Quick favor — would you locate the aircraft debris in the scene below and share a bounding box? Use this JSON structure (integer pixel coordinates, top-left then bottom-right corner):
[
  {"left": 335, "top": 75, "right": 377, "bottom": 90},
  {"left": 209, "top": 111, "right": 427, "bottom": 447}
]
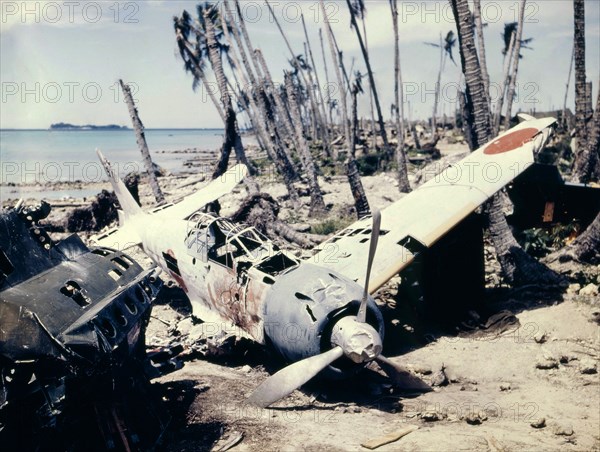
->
[
  {"left": 360, "top": 425, "right": 419, "bottom": 449},
  {"left": 0, "top": 201, "right": 168, "bottom": 450},
  {"left": 93, "top": 116, "right": 562, "bottom": 408}
]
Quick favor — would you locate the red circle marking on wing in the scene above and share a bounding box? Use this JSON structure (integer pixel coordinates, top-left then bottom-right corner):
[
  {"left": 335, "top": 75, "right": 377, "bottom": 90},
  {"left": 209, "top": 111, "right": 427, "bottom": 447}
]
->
[{"left": 484, "top": 127, "right": 539, "bottom": 155}]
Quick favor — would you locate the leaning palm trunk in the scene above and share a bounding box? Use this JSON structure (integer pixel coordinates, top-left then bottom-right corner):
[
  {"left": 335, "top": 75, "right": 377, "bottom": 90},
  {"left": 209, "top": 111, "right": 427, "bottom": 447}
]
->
[
  {"left": 119, "top": 79, "right": 164, "bottom": 205},
  {"left": 265, "top": 1, "right": 323, "bottom": 144},
  {"left": 390, "top": 0, "right": 411, "bottom": 192},
  {"left": 344, "top": 0, "right": 392, "bottom": 161},
  {"left": 320, "top": 0, "right": 351, "bottom": 148},
  {"left": 219, "top": 15, "right": 299, "bottom": 202},
  {"left": 493, "top": 32, "right": 516, "bottom": 134},
  {"left": 562, "top": 45, "right": 575, "bottom": 129},
  {"left": 319, "top": 28, "right": 334, "bottom": 125},
  {"left": 360, "top": 15, "right": 378, "bottom": 156},
  {"left": 503, "top": 0, "right": 527, "bottom": 130},
  {"left": 450, "top": 0, "right": 562, "bottom": 287},
  {"left": 204, "top": 14, "right": 257, "bottom": 191},
  {"left": 285, "top": 75, "right": 326, "bottom": 216},
  {"left": 432, "top": 34, "right": 445, "bottom": 141},
  {"left": 301, "top": 14, "right": 332, "bottom": 155},
  {"left": 349, "top": 85, "right": 371, "bottom": 218}
]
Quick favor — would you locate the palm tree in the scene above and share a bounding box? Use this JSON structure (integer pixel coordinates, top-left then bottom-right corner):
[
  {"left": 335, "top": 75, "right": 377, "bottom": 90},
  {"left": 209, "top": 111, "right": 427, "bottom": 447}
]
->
[
  {"left": 119, "top": 79, "right": 164, "bottom": 205},
  {"left": 492, "top": 23, "right": 517, "bottom": 134},
  {"left": 345, "top": 0, "right": 393, "bottom": 160},
  {"left": 425, "top": 31, "right": 457, "bottom": 140},
  {"left": 174, "top": 12, "right": 226, "bottom": 123},
  {"left": 562, "top": 45, "right": 575, "bottom": 130},
  {"left": 503, "top": 0, "right": 530, "bottom": 129},
  {"left": 174, "top": 6, "right": 258, "bottom": 189},
  {"left": 570, "top": 0, "right": 596, "bottom": 183},
  {"left": 573, "top": 80, "right": 600, "bottom": 183},
  {"left": 472, "top": 0, "right": 490, "bottom": 107},
  {"left": 449, "top": 0, "right": 562, "bottom": 286},
  {"left": 301, "top": 13, "right": 332, "bottom": 154},
  {"left": 347, "top": 71, "right": 371, "bottom": 218},
  {"left": 218, "top": 13, "right": 299, "bottom": 203},
  {"left": 320, "top": 0, "right": 351, "bottom": 148},
  {"left": 284, "top": 73, "right": 326, "bottom": 216},
  {"left": 389, "top": 0, "right": 410, "bottom": 192}
]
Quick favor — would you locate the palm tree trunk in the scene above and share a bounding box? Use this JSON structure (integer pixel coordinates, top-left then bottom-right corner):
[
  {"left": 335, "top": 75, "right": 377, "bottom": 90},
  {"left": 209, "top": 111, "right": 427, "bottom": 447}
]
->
[
  {"left": 503, "top": 0, "right": 527, "bottom": 130},
  {"left": 204, "top": 13, "right": 257, "bottom": 191},
  {"left": 349, "top": 85, "right": 371, "bottom": 218},
  {"left": 390, "top": 0, "right": 411, "bottom": 192},
  {"left": 319, "top": 28, "right": 334, "bottom": 125},
  {"left": 119, "top": 79, "right": 164, "bottom": 205},
  {"left": 573, "top": 0, "right": 589, "bottom": 174},
  {"left": 344, "top": 0, "right": 392, "bottom": 161},
  {"left": 572, "top": 82, "right": 600, "bottom": 183},
  {"left": 493, "top": 32, "right": 516, "bottom": 134},
  {"left": 285, "top": 74, "right": 326, "bottom": 216},
  {"left": 562, "top": 45, "right": 575, "bottom": 129},
  {"left": 432, "top": 34, "right": 444, "bottom": 141},
  {"left": 360, "top": 15, "right": 378, "bottom": 156},
  {"left": 450, "top": 0, "right": 562, "bottom": 287},
  {"left": 301, "top": 14, "right": 332, "bottom": 156},
  {"left": 320, "top": 0, "right": 352, "bottom": 149},
  {"left": 473, "top": 0, "right": 490, "bottom": 109},
  {"left": 219, "top": 13, "right": 299, "bottom": 202},
  {"left": 174, "top": 28, "right": 226, "bottom": 123}
]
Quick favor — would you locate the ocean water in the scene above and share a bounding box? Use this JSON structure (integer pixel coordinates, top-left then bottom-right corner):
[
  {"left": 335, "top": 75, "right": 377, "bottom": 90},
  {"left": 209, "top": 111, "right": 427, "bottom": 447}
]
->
[{"left": 0, "top": 128, "right": 231, "bottom": 187}]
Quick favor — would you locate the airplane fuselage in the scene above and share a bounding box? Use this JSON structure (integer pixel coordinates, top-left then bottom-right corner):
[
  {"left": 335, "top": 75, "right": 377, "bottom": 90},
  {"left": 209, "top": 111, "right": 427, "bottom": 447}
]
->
[{"left": 137, "top": 211, "right": 384, "bottom": 367}]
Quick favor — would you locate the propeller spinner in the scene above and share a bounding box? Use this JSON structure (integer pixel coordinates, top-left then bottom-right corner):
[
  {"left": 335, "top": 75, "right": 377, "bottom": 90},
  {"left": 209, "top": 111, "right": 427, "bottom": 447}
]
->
[{"left": 248, "top": 210, "right": 431, "bottom": 408}]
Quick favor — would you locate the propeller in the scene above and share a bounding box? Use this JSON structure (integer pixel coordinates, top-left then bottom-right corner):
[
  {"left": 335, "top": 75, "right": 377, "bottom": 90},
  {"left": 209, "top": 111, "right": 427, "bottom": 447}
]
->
[
  {"left": 357, "top": 208, "right": 381, "bottom": 323},
  {"left": 248, "top": 347, "right": 344, "bottom": 408},
  {"left": 248, "top": 210, "right": 430, "bottom": 407}
]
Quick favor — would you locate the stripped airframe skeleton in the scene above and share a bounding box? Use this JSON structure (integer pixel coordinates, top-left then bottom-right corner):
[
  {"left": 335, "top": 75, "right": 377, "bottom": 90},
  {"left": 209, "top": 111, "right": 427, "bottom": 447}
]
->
[{"left": 93, "top": 115, "right": 557, "bottom": 407}]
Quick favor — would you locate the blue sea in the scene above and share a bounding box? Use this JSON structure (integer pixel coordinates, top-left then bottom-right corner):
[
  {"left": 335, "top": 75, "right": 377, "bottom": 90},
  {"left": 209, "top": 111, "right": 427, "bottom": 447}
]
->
[{"left": 0, "top": 128, "right": 261, "bottom": 202}]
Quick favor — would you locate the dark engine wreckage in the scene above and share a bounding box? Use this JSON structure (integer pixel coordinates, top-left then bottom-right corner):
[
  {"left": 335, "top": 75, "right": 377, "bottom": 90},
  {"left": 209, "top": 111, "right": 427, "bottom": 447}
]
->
[{"left": 0, "top": 201, "right": 168, "bottom": 451}]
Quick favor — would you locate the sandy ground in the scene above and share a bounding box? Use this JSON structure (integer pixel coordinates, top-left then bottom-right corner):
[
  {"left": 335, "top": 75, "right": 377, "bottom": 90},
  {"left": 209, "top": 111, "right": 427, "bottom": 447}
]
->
[{"left": 5, "top": 141, "right": 598, "bottom": 451}]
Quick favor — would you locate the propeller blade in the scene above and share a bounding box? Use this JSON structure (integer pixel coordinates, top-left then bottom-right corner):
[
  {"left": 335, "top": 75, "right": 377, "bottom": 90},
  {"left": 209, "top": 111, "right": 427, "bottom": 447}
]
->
[
  {"left": 357, "top": 208, "right": 381, "bottom": 323},
  {"left": 248, "top": 346, "right": 344, "bottom": 408},
  {"left": 375, "top": 355, "right": 432, "bottom": 392}
]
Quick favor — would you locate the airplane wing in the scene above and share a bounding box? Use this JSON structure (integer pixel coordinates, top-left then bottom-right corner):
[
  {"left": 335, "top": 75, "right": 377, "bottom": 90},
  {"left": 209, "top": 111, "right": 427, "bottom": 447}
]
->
[
  {"left": 153, "top": 164, "right": 248, "bottom": 221},
  {"left": 90, "top": 162, "right": 247, "bottom": 249},
  {"left": 309, "top": 117, "right": 556, "bottom": 293}
]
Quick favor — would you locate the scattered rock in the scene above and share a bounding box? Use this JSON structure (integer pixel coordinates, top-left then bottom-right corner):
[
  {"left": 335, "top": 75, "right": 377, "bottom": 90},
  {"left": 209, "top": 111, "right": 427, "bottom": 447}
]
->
[
  {"left": 176, "top": 317, "right": 194, "bottom": 336},
  {"left": 499, "top": 383, "right": 511, "bottom": 391},
  {"left": 352, "top": 406, "right": 362, "bottom": 413},
  {"left": 413, "top": 365, "right": 432, "bottom": 375},
  {"left": 240, "top": 365, "right": 252, "bottom": 373},
  {"left": 430, "top": 365, "right": 448, "bottom": 387},
  {"left": 531, "top": 418, "right": 546, "bottom": 429},
  {"left": 553, "top": 422, "right": 574, "bottom": 436},
  {"left": 534, "top": 333, "right": 548, "bottom": 344},
  {"left": 579, "top": 283, "right": 599, "bottom": 297},
  {"left": 567, "top": 283, "right": 581, "bottom": 295},
  {"left": 559, "top": 354, "right": 577, "bottom": 364},
  {"left": 421, "top": 411, "right": 441, "bottom": 422},
  {"left": 536, "top": 357, "right": 559, "bottom": 370},
  {"left": 579, "top": 359, "right": 597, "bottom": 375},
  {"left": 465, "top": 412, "right": 485, "bottom": 425}
]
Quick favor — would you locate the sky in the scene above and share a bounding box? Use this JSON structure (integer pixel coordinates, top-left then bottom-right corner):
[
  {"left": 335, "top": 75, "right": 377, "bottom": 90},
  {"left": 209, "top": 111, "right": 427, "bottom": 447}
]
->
[{"left": 1, "top": 0, "right": 599, "bottom": 129}]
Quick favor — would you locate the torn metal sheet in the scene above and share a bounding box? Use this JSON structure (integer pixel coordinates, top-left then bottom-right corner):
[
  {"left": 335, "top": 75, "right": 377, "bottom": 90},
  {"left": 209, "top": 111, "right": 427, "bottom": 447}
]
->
[{"left": 0, "top": 202, "right": 168, "bottom": 450}]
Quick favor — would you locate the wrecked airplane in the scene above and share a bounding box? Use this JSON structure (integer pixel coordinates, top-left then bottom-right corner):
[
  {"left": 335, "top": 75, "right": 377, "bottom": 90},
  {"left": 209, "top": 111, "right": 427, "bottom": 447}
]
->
[
  {"left": 92, "top": 116, "right": 560, "bottom": 408},
  {"left": 0, "top": 201, "right": 167, "bottom": 450}
]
